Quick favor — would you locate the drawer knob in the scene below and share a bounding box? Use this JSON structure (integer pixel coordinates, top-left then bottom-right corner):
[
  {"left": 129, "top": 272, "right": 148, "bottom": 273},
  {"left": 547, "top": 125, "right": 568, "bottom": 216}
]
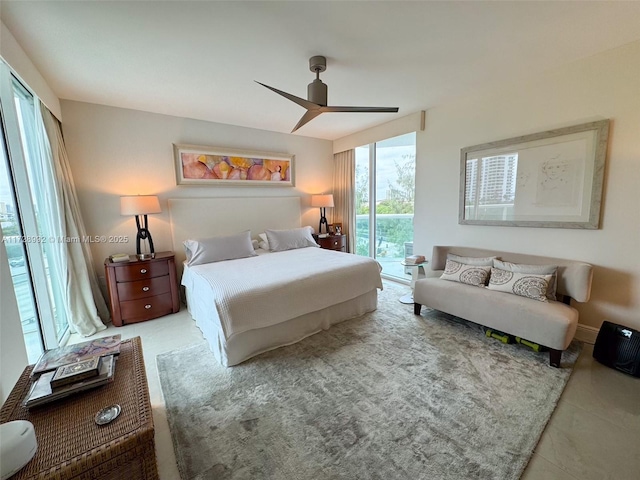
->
[
  {"left": 140, "top": 268, "right": 147, "bottom": 274},
  {"left": 144, "top": 304, "right": 152, "bottom": 309},
  {"left": 142, "top": 286, "right": 150, "bottom": 292},
  {"left": 334, "top": 241, "right": 338, "bottom": 245}
]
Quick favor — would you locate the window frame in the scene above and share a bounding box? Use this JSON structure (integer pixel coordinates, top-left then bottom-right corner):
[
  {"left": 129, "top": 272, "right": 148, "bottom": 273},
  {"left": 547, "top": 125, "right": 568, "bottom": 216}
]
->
[{"left": 0, "top": 61, "right": 69, "bottom": 351}]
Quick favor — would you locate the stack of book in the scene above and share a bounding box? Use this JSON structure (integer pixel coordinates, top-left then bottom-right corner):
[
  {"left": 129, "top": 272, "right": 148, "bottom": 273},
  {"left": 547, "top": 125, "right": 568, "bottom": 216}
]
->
[
  {"left": 23, "top": 335, "right": 121, "bottom": 408},
  {"left": 404, "top": 254, "right": 426, "bottom": 265}
]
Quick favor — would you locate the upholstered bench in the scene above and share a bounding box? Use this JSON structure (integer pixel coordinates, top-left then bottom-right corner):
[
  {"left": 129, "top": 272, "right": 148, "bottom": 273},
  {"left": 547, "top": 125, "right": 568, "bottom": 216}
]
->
[{"left": 413, "top": 246, "right": 593, "bottom": 367}]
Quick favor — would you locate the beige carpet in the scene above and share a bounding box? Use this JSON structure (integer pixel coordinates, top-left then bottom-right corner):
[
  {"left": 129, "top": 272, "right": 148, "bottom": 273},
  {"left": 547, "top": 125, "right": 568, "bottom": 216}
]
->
[{"left": 157, "top": 282, "right": 580, "bottom": 480}]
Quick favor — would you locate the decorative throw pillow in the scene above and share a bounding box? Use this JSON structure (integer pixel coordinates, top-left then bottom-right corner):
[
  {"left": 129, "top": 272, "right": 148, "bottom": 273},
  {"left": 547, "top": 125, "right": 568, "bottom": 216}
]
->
[
  {"left": 447, "top": 253, "right": 496, "bottom": 266},
  {"left": 184, "top": 230, "right": 257, "bottom": 266},
  {"left": 487, "top": 267, "right": 552, "bottom": 302},
  {"left": 265, "top": 226, "right": 319, "bottom": 252},
  {"left": 258, "top": 233, "right": 270, "bottom": 250},
  {"left": 493, "top": 259, "right": 558, "bottom": 300},
  {"left": 440, "top": 259, "right": 491, "bottom": 287}
]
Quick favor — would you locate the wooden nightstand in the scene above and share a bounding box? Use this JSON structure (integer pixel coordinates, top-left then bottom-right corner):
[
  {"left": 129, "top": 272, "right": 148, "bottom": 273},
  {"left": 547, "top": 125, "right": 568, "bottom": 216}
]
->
[
  {"left": 314, "top": 234, "right": 347, "bottom": 252},
  {"left": 104, "top": 252, "right": 180, "bottom": 326}
]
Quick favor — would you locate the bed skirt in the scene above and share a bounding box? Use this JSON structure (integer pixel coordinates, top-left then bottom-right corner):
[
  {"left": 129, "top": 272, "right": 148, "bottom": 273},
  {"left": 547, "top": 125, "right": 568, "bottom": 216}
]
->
[{"left": 185, "top": 288, "right": 378, "bottom": 366}]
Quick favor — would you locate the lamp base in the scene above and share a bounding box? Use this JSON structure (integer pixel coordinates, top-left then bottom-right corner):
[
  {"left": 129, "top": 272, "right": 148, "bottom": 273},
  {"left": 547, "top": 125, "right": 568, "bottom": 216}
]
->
[
  {"left": 135, "top": 216, "right": 156, "bottom": 260},
  {"left": 319, "top": 209, "right": 329, "bottom": 235}
]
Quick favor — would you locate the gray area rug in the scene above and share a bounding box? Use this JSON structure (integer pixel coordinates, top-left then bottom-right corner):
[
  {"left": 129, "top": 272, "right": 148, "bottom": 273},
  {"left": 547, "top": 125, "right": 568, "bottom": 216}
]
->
[{"left": 157, "top": 282, "right": 580, "bottom": 480}]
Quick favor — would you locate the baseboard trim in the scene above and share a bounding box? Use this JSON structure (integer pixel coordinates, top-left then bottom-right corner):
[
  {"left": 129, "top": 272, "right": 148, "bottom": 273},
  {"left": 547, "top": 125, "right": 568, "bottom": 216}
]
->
[{"left": 575, "top": 324, "right": 600, "bottom": 345}]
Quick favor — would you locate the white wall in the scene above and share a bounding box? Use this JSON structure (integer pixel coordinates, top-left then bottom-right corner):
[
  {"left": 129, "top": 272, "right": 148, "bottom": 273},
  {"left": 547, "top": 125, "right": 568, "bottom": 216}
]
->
[
  {"left": 414, "top": 40, "right": 640, "bottom": 331},
  {"left": 0, "top": 247, "right": 29, "bottom": 405},
  {"left": 60, "top": 101, "right": 334, "bottom": 290},
  {"left": 0, "top": 21, "right": 61, "bottom": 119}
]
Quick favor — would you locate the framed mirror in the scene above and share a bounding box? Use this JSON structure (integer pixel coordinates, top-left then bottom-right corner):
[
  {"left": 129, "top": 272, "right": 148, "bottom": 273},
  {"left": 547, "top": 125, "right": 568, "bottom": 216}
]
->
[{"left": 459, "top": 120, "right": 609, "bottom": 229}]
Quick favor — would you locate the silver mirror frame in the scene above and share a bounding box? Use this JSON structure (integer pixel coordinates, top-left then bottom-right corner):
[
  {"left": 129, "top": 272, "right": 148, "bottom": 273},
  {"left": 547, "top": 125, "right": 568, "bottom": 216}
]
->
[{"left": 459, "top": 120, "right": 609, "bottom": 229}]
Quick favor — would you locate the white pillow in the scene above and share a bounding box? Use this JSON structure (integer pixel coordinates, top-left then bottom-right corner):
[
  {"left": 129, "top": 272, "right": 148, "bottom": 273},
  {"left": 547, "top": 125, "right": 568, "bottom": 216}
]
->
[
  {"left": 184, "top": 230, "right": 257, "bottom": 266},
  {"left": 447, "top": 253, "right": 496, "bottom": 266},
  {"left": 487, "top": 267, "right": 552, "bottom": 302},
  {"left": 440, "top": 259, "right": 491, "bottom": 287},
  {"left": 264, "top": 226, "right": 319, "bottom": 252},
  {"left": 493, "top": 259, "right": 558, "bottom": 301},
  {"left": 258, "top": 233, "right": 269, "bottom": 250}
]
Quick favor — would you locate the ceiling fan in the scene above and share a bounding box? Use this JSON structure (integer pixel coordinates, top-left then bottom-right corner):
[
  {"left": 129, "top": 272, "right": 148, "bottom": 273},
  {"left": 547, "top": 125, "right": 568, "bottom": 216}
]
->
[{"left": 256, "top": 56, "right": 399, "bottom": 133}]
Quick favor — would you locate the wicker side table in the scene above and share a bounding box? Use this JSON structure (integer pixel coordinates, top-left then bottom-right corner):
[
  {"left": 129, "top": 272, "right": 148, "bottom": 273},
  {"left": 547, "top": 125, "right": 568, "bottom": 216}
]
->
[{"left": 0, "top": 337, "right": 158, "bottom": 480}]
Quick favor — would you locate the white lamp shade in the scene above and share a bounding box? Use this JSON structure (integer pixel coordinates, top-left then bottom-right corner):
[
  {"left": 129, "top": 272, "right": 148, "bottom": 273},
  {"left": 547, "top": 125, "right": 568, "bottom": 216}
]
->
[
  {"left": 120, "top": 195, "right": 161, "bottom": 216},
  {"left": 311, "top": 194, "right": 334, "bottom": 208}
]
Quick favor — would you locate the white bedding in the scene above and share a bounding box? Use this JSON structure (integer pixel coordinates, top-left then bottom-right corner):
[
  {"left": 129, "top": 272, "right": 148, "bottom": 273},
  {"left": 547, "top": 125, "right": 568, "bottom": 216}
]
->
[{"left": 182, "top": 247, "right": 383, "bottom": 341}]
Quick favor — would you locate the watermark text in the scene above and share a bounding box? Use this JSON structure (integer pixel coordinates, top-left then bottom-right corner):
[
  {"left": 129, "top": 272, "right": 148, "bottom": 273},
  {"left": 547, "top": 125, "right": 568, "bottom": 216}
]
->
[{"left": 2, "top": 235, "right": 129, "bottom": 244}]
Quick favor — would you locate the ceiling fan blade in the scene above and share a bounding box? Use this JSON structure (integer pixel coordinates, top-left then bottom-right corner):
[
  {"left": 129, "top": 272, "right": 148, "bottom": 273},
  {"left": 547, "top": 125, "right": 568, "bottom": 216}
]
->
[
  {"left": 291, "top": 110, "right": 323, "bottom": 133},
  {"left": 258, "top": 57, "right": 399, "bottom": 132},
  {"left": 255, "top": 81, "right": 318, "bottom": 110},
  {"left": 321, "top": 106, "right": 399, "bottom": 113}
]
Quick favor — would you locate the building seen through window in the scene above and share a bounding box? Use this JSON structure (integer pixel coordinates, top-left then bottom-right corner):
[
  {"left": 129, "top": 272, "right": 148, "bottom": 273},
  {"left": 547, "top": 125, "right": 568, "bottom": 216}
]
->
[{"left": 465, "top": 154, "right": 518, "bottom": 220}]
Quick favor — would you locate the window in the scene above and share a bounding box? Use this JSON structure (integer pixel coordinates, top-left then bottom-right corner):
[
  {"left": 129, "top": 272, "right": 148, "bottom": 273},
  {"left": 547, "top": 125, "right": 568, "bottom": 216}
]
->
[
  {"left": 0, "top": 122, "right": 43, "bottom": 362},
  {"left": 0, "top": 61, "right": 69, "bottom": 360},
  {"left": 355, "top": 132, "right": 416, "bottom": 281}
]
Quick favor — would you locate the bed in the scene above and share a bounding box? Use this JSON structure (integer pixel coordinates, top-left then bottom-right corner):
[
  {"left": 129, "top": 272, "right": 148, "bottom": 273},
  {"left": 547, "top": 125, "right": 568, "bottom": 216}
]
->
[{"left": 169, "top": 197, "right": 383, "bottom": 366}]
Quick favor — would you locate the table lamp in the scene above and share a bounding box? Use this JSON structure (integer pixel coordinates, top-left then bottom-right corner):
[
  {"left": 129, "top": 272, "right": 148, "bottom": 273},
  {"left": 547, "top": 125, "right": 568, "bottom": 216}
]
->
[
  {"left": 120, "top": 195, "right": 161, "bottom": 259},
  {"left": 311, "top": 194, "right": 334, "bottom": 235}
]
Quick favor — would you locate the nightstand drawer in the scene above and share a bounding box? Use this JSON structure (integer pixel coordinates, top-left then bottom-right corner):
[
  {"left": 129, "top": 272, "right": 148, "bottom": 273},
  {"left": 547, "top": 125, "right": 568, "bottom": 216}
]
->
[
  {"left": 329, "top": 236, "right": 345, "bottom": 250},
  {"left": 316, "top": 234, "right": 346, "bottom": 251},
  {"left": 120, "top": 294, "right": 174, "bottom": 324},
  {"left": 115, "top": 261, "right": 169, "bottom": 282},
  {"left": 117, "top": 275, "right": 171, "bottom": 301}
]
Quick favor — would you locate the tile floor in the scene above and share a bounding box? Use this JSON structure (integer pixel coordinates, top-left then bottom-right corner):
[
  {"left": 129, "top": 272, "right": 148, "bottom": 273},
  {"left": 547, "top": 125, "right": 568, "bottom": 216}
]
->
[{"left": 70, "top": 282, "right": 640, "bottom": 480}]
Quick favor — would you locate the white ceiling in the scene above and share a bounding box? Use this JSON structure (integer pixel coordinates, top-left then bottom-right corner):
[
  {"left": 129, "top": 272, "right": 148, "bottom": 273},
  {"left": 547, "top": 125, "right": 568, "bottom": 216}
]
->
[{"left": 2, "top": 1, "right": 640, "bottom": 140}]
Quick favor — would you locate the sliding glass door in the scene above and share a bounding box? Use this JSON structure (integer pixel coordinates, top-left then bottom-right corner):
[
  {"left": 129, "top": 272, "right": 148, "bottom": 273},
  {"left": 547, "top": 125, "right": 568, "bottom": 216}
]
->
[
  {"left": 355, "top": 144, "right": 371, "bottom": 258},
  {"left": 12, "top": 78, "right": 69, "bottom": 342},
  {"left": 355, "top": 132, "right": 416, "bottom": 281},
  {"left": 0, "top": 61, "right": 69, "bottom": 360},
  {"left": 0, "top": 122, "right": 44, "bottom": 362}
]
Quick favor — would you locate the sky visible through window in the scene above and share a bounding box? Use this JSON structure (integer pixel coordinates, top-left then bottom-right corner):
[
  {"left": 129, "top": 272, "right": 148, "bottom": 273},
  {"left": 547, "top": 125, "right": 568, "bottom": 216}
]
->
[{"left": 356, "top": 132, "right": 416, "bottom": 203}]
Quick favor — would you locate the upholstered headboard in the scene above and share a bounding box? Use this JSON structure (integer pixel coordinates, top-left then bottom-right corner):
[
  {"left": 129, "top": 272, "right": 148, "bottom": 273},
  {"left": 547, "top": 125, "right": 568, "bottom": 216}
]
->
[{"left": 168, "top": 197, "right": 301, "bottom": 267}]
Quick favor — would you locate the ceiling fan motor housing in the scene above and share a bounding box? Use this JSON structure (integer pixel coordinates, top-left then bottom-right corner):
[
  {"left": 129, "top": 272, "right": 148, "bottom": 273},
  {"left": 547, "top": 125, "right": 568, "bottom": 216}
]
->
[
  {"left": 308, "top": 56, "right": 328, "bottom": 105},
  {"left": 308, "top": 79, "right": 327, "bottom": 106}
]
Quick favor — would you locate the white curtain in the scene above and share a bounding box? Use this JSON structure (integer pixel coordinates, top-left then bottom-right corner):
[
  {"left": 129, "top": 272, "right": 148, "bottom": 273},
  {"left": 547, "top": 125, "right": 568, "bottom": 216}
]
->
[
  {"left": 333, "top": 150, "right": 356, "bottom": 253},
  {"left": 39, "top": 102, "right": 108, "bottom": 336}
]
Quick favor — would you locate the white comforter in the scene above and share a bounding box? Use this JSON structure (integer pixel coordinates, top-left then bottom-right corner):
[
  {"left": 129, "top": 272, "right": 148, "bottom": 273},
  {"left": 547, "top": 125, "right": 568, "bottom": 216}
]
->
[{"left": 182, "top": 247, "right": 382, "bottom": 340}]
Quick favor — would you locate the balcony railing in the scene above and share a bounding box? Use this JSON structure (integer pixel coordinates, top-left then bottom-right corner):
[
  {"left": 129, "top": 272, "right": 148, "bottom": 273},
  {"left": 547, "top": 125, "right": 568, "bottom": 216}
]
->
[{"left": 355, "top": 213, "right": 414, "bottom": 279}]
